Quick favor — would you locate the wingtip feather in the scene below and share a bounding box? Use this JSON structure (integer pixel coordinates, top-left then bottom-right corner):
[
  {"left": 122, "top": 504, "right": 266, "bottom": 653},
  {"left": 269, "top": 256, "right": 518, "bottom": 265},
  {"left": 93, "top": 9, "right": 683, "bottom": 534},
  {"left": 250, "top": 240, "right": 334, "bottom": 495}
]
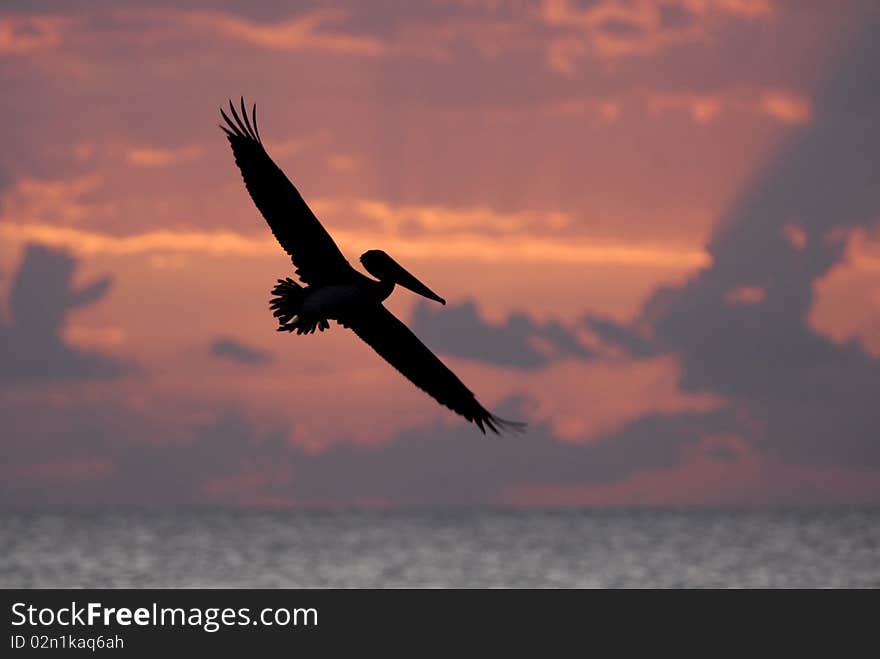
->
[
  {"left": 240, "top": 96, "right": 257, "bottom": 141},
  {"left": 221, "top": 98, "right": 262, "bottom": 144},
  {"left": 252, "top": 103, "right": 261, "bottom": 142},
  {"left": 483, "top": 414, "right": 527, "bottom": 437},
  {"left": 229, "top": 100, "right": 248, "bottom": 136},
  {"left": 220, "top": 107, "right": 241, "bottom": 137}
]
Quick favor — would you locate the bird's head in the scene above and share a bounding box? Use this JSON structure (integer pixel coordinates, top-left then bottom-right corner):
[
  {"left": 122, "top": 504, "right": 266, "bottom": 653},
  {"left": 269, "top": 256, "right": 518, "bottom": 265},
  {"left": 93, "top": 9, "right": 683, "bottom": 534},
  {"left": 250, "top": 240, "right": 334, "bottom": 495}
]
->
[{"left": 360, "top": 250, "right": 446, "bottom": 305}]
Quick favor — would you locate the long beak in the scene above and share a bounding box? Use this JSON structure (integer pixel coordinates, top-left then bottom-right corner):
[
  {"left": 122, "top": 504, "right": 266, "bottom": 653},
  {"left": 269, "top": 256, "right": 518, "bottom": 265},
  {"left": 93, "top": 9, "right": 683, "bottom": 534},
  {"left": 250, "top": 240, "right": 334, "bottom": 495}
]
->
[{"left": 392, "top": 263, "right": 446, "bottom": 305}]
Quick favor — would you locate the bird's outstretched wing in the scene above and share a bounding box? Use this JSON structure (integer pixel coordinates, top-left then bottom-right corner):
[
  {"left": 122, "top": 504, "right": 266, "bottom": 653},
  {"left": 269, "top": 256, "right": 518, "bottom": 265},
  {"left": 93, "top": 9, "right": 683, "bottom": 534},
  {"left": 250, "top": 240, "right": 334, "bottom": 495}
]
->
[
  {"left": 220, "top": 98, "right": 354, "bottom": 285},
  {"left": 341, "top": 304, "right": 526, "bottom": 435}
]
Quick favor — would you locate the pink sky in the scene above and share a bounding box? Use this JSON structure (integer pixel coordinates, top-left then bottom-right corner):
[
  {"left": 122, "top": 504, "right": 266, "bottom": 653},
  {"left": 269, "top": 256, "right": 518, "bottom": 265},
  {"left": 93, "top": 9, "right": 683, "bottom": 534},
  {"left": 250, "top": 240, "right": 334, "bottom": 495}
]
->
[{"left": 1, "top": 0, "right": 879, "bottom": 507}]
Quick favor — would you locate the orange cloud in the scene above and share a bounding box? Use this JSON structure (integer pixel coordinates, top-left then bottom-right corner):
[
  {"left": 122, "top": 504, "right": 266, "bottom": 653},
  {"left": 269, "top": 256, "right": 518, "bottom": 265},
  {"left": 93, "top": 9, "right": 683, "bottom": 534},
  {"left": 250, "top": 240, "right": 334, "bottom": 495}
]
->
[
  {"left": 325, "top": 154, "right": 359, "bottom": 173},
  {"left": 350, "top": 198, "right": 572, "bottom": 234},
  {"left": 125, "top": 145, "right": 204, "bottom": 168},
  {"left": 0, "top": 223, "right": 272, "bottom": 257},
  {"left": 648, "top": 92, "right": 723, "bottom": 124},
  {"left": 0, "top": 220, "right": 709, "bottom": 270},
  {"left": 154, "top": 8, "right": 385, "bottom": 56},
  {"left": 759, "top": 91, "right": 812, "bottom": 124},
  {"left": 647, "top": 88, "right": 811, "bottom": 125},
  {"left": 537, "top": 87, "right": 810, "bottom": 129},
  {"left": 712, "top": 0, "right": 774, "bottom": 19},
  {"left": 62, "top": 325, "right": 127, "bottom": 351},
  {"left": 1, "top": 171, "right": 711, "bottom": 269},
  {"left": 1, "top": 176, "right": 113, "bottom": 226},
  {"left": 544, "top": 97, "right": 623, "bottom": 123}
]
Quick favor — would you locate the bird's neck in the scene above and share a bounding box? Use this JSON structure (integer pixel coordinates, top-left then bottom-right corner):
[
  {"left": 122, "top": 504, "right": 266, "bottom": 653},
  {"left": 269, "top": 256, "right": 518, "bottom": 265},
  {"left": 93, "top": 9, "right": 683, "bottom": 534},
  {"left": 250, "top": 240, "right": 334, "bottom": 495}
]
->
[{"left": 375, "top": 278, "right": 394, "bottom": 302}]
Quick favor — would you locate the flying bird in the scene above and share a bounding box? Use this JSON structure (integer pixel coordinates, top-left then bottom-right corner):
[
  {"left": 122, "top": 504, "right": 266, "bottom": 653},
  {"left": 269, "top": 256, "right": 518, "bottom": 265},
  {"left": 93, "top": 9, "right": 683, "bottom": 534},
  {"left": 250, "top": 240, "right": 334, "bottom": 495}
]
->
[{"left": 220, "top": 98, "right": 525, "bottom": 435}]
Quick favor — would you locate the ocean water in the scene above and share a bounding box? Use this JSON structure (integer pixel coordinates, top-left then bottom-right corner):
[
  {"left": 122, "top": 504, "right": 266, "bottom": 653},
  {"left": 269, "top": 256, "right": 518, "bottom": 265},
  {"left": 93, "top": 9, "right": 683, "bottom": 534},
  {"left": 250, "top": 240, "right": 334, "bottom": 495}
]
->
[{"left": 1, "top": 509, "right": 878, "bottom": 588}]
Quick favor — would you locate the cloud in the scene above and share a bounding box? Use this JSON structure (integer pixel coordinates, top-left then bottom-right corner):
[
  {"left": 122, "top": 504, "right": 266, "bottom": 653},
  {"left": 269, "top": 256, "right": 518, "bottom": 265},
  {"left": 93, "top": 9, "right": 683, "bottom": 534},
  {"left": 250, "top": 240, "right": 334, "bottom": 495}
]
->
[
  {"left": 0, "top": 209, "right": 710, "bottom": 268},
  {"left": 0, "top": 407, "right": 291, "bottom": 508},
  {"left": 349, "top": 198, "right": 574, "bottom": 236},
  {"left": 2, "top": 2, "right": 776, "bottom": 80},
  {"left": 584, "top": 314, "right": 657, "bottom": 358},
  {"left": 1, "top": 175, "right": 112, "bottom": 226},
  {"left": 1, "top": 0, "right": 875, "bottom": 511},
  {"left": 281, "top": 407, "right": 735, "bottom": 507},
  {"left": 125, "top": 145, "right": 204, "bottom": 168},
  {"left": 647, "top": 88, "right": 812, "bottom": 126},
  {"left": 124, "top": 7, "right": 386, "bottom": 56},
  {"left": 210, "top": 336, "right": 274, "bottom": 365},
  {"left": 539, "top": 0, "right": 774, "bottom": 73},
  {"left": 325, "top": 153, "right": 359, "bottom": 173},
  {"left": 713, "top": 0, "right": 774, "bottom": 19},
  {"left": 0, "top": 243, "right": 134, "bottom": 383},
  {"left": 0, "top": 222, "right": 274, "bottom": 257},
  {"left": 0, "top": 14, "right": 70, "bottom": 54},
  {"left": 409, "top": 299, "right": 593, "bottom": 368},
  {"left": 0, "top": 397, "right": 733, "bottom": 508},
  {"left": 759, "top": 91, "right": 812, "bottom": 125},
  {"left": 809, "top": 228, "right": 880, "bottom": 356},
  {"left": 539, "top": 87, "right": 812, "bottom": 126},
  {"left": 585, "top": 18, "right": 880, "bottom": 468},
  {"left": 724, "top": 285, "right": 766, "bottom": 306},
  {"left": 0, "top": 4, "right": 495, "bottom": 71},
  {"left": 648, "top": 92, "right": 723, "bottom": 124}
]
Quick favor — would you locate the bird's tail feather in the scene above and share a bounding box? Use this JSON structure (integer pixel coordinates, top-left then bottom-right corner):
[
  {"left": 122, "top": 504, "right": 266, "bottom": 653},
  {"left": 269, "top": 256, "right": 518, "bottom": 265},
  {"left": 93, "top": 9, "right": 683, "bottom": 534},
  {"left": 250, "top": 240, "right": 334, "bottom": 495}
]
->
[
  {"left": 270, "top": 278, "right": 331, "bottom": 334},
  {"left": 270, "top": 278, "right": 305, "bottom": 327}
]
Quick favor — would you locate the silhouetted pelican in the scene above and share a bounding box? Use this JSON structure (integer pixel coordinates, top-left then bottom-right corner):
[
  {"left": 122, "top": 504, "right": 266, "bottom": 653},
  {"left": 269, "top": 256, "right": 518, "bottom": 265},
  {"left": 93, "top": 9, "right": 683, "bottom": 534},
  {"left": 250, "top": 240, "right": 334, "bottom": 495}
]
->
[{"left": 221, "top": 99, "right": 525, "bottom": 435}]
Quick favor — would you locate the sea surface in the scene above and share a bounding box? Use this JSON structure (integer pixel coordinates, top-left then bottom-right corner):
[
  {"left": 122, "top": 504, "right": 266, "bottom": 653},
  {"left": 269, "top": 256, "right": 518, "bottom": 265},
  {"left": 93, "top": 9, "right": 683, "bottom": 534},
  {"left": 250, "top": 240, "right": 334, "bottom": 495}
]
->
[{"left": 1, "top": 509, "right": 878, "bottom": 588}]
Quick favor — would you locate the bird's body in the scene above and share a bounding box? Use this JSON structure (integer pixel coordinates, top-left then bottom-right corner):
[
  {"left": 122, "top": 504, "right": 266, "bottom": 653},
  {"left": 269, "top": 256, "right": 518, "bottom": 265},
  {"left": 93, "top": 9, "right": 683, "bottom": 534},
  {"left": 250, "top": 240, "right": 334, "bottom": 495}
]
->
[
  {"left": 277, "top": 278, "right": 389, "bottom": 334},
  {"left": 302, "top": 282, "right": 379, "bottom": 320},
  {"left": 220, "top": 99, "right": 525, "bottom": 435}
]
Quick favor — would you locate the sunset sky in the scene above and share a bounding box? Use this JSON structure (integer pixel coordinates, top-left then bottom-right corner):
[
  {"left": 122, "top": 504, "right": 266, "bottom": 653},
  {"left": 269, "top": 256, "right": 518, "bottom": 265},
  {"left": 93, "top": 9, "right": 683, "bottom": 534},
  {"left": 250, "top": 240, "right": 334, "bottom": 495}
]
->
[{"left": 2, "top": 0, "right": 879, "bottom": 507}]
